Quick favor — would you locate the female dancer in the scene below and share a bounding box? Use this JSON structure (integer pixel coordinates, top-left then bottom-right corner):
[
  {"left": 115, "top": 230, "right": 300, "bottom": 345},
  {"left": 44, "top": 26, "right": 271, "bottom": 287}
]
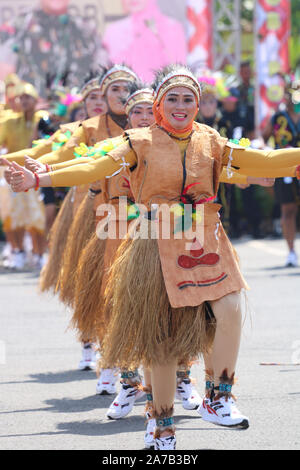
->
[
  {"left": 38, "top": 65, "right": 138, "bottom": 372},
  {"left": 8, "top": 65, "right": 300, "bottom": 450}
]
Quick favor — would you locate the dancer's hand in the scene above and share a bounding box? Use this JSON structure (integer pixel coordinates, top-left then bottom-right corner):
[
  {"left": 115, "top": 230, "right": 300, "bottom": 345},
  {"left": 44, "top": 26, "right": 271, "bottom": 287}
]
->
[
  {"left": 0, "top": 158, "right": 14, "bottom": 183},
  {"left": 9, "top": 162, "right": 36, "bottom": 192},
  {"left": 4, "top": 166, "right": 13, "bottom": 184},
  {"left": 24, "top": 155, "right": 47, "bottom": 174},
  {"left": 0, "top": 157, "right": 9, "bottom": 166}
]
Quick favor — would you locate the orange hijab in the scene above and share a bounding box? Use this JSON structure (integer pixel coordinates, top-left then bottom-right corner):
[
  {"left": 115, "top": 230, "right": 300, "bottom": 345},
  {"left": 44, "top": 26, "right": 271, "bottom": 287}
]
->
[{"left": 153, "top": 93, "right": 199, "bottom": 135}]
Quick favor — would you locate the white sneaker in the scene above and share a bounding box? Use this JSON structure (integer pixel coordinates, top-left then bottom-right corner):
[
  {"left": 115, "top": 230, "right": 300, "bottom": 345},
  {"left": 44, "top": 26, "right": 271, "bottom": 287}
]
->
[
  {"left": 176, "top": 378, "right": 202, "bottom": 410},
  {"left": 154, "top": 434, "right": 176, "bottom": 450},
  {"left": 3, "top": 254, "right": 13, "bottom": 268},
  {"left": 106, "top": 382, "right": 145, "bottom": 419},
  {"left": 78, "top": 343, "right": 97, "bottom": 371},
  {"left": 11, "top": 251, "right": 26, "bottom": 270},
  {"left": 199, "top": 396, "right": 249, "bottom": 429},
  {"left": 2, "top": 243, "right": 11, "bottom": 260},
  {"left": 286, "top": 251, "right": 298, "bottom": 267},
  {"left": 96, "top": 368, "right": 119, "bottom": 395},
  {"left": 144, "top": 418, "right": 156, "bottom": 449}
]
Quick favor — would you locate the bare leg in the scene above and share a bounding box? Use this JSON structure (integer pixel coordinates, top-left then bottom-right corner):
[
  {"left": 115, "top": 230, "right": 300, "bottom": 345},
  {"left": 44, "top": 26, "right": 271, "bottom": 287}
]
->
[
  {"left": 151, "top": 345, "right": 177, "bottom": 437},
  {"left": 209, "top": 291, "right": 242, "bottom": 386},
  {"left": 281, "top": 202, "right": 298, "bottom": 252}
]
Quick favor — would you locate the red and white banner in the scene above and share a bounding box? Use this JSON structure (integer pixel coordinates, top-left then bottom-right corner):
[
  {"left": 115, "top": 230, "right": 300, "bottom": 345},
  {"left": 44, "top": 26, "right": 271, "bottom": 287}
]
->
[
  {"left": 255, "top": 0, "right": 291, "bottom": 131},
  {"left": 186, "top": 0, "right": 213, "bottom": 72}
]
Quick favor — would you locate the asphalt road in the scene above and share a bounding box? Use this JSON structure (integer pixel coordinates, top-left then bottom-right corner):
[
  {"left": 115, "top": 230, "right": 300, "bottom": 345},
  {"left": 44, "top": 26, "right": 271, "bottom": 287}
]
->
[{"left": 0, "top": 237, "right": 300, "bottom": 451}]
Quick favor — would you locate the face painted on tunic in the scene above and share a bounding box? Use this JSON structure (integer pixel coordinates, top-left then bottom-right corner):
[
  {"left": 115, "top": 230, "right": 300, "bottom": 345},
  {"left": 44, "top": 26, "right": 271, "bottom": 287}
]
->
[
  {"left": 84, "top": 90, "right": 108, "bottom": 118},
  {"left": 40, "top": 0, "right": 70, "bottom": 15},
  {"left": 199, "top": 93, "right": 218, "bottom": 119},
  {"left": 129, "top": 102, "right": 154, "bottom": 128},
  {"left": 105, "top": 80, "right": 131, "bottom": 115},
  {"left": 163, "top": 86, "right": 198, "bottom": 131}
]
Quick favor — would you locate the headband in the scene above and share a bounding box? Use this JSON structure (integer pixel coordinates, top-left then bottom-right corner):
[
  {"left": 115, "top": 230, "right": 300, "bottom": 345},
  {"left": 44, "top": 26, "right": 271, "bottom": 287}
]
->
[
  {"left": 81, "top": 78, "right": 101, "bottom": 101},
  {"left": 125, "top": 88, "right": 155, "bottom": 115},
  {"left": 100, "top": 65, "right": 138, "bottom": 95},
  {"left": 155, "top": 69, "right": 201, "bottom": 104}
]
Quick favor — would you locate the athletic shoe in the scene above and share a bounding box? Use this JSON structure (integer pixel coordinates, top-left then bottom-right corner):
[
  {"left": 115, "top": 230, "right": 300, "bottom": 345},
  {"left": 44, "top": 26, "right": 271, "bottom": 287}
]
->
[
  {"left": 144, "top": 418, "right": 156, "bottom": 449},
  {"left": 78, "top": 343, "right": 96, "bottom": 371},
  {"left": 96, "top": 368, "right": 119, "bottom": 395},
  {"left": 199, "top": 396, "right": 249, "bottom": 429},
  {"left": 3, "top": 254, "right": 13, "bottom": 269},
  {"left": 106, "top": 383, "right": 145, "bottom": 419},
  {"left": 11, "top": 251, "right": 26, "bottom": 270},
  {"left": 2, "top": 243, "right": 11, "bottom": 260},
  {"left": 286, "top": 251, "right": 298, "bottom": 267},
  {"left": 154, "top": 434, "right": 176, "bottom": 450},
  {"left": 176, "top": 378, "right": 202, "bottom": 410}
]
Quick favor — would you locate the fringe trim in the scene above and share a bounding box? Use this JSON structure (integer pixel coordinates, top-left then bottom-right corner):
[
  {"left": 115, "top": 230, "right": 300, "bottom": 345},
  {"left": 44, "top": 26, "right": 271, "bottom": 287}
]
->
[
  {"left": 153, "top": 406, "right": 175, "bottom": 438},
  {"left": 204, "top": 368, "right": 215, "bottom": 398},
  {"left": 154, "top": 427, "right": 176, "bottom": 439},
  {"left": 152, "top": 406, "right": 174, "bottom": 420},
  {"left": 214, "top": 368, "right": 236, "bottom": 401},
  {"left": 39, "top": 189, "right": 74, "bottom": 293},
  {"left": 58, "top": 194, "right": 95, "bottom": 308},
  {"left": 143, "top": 385, "right": 154, "bottom": 420}
]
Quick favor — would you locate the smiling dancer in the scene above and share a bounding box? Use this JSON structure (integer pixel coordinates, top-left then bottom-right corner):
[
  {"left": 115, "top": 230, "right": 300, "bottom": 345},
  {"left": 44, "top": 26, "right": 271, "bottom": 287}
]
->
[
  {"left": 7, "top": 65, "right": 300, "bottom": 450},
  {"left": 38, "top": 65, "right": 138, "bottom": 372}
]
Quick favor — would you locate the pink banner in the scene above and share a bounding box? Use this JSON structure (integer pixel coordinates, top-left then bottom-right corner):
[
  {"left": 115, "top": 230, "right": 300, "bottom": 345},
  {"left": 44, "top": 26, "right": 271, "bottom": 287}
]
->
[
  {"left": 186, "top": 0, "right": 212, "bottom": 71},
  {"left": 255, "top": 0, "right": 291, "bottom": 131}
]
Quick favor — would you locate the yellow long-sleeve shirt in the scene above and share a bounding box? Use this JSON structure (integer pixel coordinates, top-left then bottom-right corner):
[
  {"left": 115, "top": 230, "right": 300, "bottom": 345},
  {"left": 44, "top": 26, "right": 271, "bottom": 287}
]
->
[
  {"left": 0, "top": 110, "right": 48, "bottom": 153},
  {"left": 37, "top": 126, "right": 86, "bottom": 165},
  {"left": 37, "top": 114, "right": 124, "bottom": 166},
  {"left": 3, "top": 120, "right": 81, "bottom": 165},
  {"left": 48, "top": 134, "right": 300, "bottom": 188},
  {"left": 50, "top": 152, "right": 249, "bottom": 185}
]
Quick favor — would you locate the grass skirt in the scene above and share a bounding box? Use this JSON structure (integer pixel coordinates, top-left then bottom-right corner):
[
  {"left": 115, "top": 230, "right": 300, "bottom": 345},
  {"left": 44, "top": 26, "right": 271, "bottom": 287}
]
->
[
  {"left": 39, "top": 189, "right": 73, "bottom": 293},
  {"left": 70, "top": 233, "right": 106, "bottom": 343},
  {"left": 58, "top": 193, "right": 95, "bottom": 307},
  {"left": 100, "top": 234, "right": 216, "bottom": 370}
]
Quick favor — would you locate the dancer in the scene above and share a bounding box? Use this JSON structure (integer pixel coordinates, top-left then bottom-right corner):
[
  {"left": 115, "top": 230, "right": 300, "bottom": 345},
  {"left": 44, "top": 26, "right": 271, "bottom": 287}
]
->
[
  {"left": 38, "top": 65, "right": 138, "bottom": 371},
  {"left": 8, "top": 66, "right": 300, "bottom": 451},
  {"left": 0, "top": 82, "right": 47, "bottom": 269}
]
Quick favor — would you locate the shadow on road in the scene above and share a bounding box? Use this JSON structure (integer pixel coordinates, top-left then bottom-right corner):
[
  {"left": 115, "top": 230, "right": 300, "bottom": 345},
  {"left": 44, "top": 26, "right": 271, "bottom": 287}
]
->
[
  {"left": 1, "top": 369, "right": 98, "bottom": 385},
  {"left": 29, "top": 369, "right": 98, "bottom": 384}
]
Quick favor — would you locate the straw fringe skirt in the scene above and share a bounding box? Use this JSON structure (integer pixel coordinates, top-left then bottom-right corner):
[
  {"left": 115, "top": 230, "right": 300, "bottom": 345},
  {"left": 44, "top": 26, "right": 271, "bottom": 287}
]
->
[
  {"left": 39, "top": 189, "right": 74, "bottom": 293},
  {"left": 100, "top": 234, "right": 216, "bottom": 370},
  {"left": 70, "top": 233, "right": 106, "bottom": 343},
  {"left": 58, "top": 194, "right": 95, "bottom": 307}
]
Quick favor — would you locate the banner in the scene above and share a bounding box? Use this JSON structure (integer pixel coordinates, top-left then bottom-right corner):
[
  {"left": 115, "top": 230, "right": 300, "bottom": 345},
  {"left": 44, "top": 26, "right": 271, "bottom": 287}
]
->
[
  {"left": 186, "top": 0, "right": 213, "bottom": 72},
  {"left": 255, "top": 0, "right": 291, "bottom": 131},
  {"left": 0, "top": 0, "right": 188, "bottom": 95}
]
